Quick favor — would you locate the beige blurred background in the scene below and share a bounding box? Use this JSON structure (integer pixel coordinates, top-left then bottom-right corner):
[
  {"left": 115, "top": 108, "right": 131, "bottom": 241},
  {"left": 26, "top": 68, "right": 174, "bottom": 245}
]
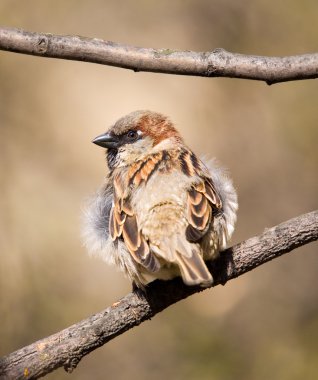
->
[{"left": 0, "top": 1, "right": 317, "bottom": 379}]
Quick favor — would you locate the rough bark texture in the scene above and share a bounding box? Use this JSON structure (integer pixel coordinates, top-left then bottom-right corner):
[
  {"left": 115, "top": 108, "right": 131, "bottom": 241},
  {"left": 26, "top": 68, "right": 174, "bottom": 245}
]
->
[
  {"left": 0, "top": 27, "right": 318, "bottom": 84},
  {"left": 0, "top": 210, "right": 317, "bottom": 380}
]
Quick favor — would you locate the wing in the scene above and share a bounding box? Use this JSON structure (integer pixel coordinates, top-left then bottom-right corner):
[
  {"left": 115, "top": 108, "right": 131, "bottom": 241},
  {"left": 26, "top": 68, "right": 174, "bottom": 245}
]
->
[
  {"left": 177, "top": 157, "right": 223, "bottom": 285},
  {"left": 181, "top": 150, "right": 222, "bottom": 243},
  {"left": 170, "top": 174, "right": 221, "bottom": 287},
  {"left": 109, "top": 173, "right": 160, "bottom": 273}
]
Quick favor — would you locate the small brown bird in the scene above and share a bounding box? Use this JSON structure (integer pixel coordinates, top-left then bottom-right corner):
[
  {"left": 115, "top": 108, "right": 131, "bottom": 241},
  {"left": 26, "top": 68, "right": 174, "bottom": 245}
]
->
[{"left": 84, "top": 110, "right": 237, "bottom": 288}]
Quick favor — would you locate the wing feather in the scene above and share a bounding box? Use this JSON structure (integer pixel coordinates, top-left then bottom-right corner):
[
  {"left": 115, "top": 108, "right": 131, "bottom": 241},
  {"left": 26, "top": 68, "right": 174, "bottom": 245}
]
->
[
  {"left": 191, "top": 194, "right": 208, "bottom": 217},
  {"left": 110, "top": 173, "right": 160, "bottom": 273},
  {"left": 186, "top": 184, "right": 212, "bottom": 241},
  {"left": 204, "top": 179, "right": 222, "bottom": 208},
  {"left": 185, "top": 154, "right": 223, "bottom": 243},
  {"left": 122, "top": 215, "right": 140, "bottom": 251}
]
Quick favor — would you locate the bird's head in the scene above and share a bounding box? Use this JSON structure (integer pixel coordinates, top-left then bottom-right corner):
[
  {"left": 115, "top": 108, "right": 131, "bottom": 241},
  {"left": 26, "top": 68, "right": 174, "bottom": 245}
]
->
[{"left": 92, "top": 110, "right": 183, "bottom": 169}]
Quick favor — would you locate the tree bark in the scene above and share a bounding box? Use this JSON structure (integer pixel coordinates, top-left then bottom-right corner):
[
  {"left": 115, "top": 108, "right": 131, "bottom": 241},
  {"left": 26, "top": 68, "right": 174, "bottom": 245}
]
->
[
  {"left": 0, "top": 210, "right": 317, "bottom": 380},
  {"left": 0, "top": 27, "right": 318, "bottom": 84}
]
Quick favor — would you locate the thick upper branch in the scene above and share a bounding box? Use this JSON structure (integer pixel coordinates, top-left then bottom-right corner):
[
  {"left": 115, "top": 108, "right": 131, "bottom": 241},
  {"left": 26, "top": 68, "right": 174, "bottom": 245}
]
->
[
  {"left": 0, "top": 27, "right": 318, "bottom": 84},
  {"left": 0, "top": 210, "right": 317, "bottom": 380}
]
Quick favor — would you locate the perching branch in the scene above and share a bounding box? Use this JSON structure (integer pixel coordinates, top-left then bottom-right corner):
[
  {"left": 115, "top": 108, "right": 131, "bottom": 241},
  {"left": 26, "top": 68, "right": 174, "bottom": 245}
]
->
[
  {"left": 0, "top": 210, "right": 317, "bottom": 379},
  {"left": 0, "top": 26, "right": 318, "bottom": 84}
]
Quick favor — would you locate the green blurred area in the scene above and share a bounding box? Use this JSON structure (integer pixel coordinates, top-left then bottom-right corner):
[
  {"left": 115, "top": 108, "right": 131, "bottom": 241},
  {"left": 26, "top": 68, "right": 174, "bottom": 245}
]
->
[{"left": 0, "top": 1, "right": 317, "bottom": 379}]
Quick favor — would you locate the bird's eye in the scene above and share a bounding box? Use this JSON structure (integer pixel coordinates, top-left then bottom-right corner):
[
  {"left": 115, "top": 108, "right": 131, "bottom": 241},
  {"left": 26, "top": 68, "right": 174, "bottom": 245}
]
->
[{"left": 126, "top": 130, "right": 138, "bottom": 140}]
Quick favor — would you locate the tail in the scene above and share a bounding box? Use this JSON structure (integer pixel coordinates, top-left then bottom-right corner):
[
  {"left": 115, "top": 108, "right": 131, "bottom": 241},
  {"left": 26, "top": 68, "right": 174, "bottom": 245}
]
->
[
  {"left": 175, "top": 248, "right": 213, "bottom": 287},
  {"left": 151, "top": 235, "right": 213, "bottom": 287}
]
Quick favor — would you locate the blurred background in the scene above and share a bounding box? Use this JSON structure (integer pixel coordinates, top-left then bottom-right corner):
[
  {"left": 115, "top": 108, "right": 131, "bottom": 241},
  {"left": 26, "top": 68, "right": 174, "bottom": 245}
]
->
[{"left": 0, "top": 1, "right": 317, "bottom": 379}]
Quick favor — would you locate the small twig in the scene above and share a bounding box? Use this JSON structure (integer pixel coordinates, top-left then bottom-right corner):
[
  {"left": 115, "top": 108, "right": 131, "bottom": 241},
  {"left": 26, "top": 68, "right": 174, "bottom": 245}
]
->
[
  {"left": 0, "top": 210, "right": 317, "bottom": 379},
  {"left": 0, "top": 27, "right": 317, "bottom": 84}
]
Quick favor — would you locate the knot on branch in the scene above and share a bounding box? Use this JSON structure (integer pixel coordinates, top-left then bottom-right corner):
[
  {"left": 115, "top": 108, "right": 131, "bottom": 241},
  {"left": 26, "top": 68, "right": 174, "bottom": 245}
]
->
[
  {"left": 63, "top": 357, "right": 80, "bottom": 373},
  {"left": 35, "top": 35, "right": 49, "bottom": 54},
  {"left": 204, "top": 48, "right": 228, "bottom": 77}
]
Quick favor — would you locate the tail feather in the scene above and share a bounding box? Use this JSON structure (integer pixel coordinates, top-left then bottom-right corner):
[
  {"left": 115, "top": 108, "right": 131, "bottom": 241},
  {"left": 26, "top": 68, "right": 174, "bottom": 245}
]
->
[
  {"left": 150, "top": 234, "right": 213, "bottom": 287},
  {"left": 175, "top": 249, "right": 213, "bottom": 287}
]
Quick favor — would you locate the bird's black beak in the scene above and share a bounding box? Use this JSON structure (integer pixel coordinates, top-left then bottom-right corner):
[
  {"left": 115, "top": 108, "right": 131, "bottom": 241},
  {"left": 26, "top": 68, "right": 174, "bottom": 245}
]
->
[{"left": 92, "top": 132, "right": 119, "bottom": 149}]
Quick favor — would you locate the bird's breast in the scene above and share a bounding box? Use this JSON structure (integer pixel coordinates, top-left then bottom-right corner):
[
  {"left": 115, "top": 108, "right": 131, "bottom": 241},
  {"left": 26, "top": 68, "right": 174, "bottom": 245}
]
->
[{"left": 131, "top": 168, "right": 195, "bottom": 234}]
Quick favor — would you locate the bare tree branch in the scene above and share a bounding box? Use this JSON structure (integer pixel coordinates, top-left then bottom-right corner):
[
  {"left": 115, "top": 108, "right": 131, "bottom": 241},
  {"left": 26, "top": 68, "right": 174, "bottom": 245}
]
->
[
  {"left": 0, "top": 26, "right": 318, "bottom": 84},
  {"left": 0, "top": 210, "right": 317, "bottom": 379}
]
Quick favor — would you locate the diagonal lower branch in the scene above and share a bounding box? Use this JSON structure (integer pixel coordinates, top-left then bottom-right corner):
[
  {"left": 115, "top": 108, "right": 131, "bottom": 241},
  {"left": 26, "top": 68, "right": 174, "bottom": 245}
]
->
[
  {"left": 0, "top": 210, "right": 317, "bottom": 379},
  {"left": 0, "top": 26, "right": 318, "bottom": 84}
]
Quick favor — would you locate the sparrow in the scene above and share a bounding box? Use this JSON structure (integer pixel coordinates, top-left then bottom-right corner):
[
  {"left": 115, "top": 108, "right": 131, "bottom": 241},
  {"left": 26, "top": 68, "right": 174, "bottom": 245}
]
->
[{"left": 83, "top": 110, "right": 238, "bottom": 289}]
